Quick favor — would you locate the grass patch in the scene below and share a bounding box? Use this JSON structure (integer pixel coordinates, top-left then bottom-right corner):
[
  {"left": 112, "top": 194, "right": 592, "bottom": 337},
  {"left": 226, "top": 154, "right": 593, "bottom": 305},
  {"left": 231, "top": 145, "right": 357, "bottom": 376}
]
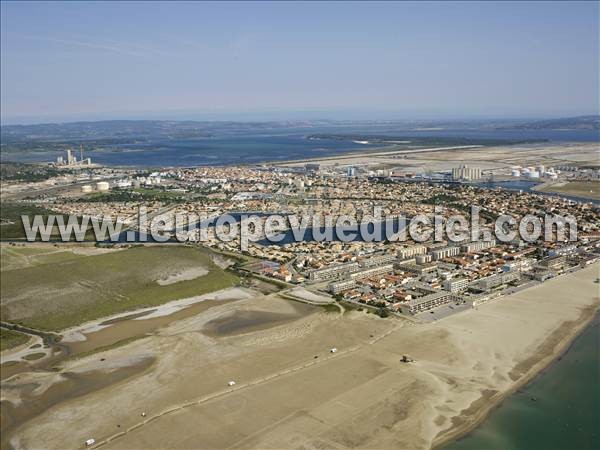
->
[
  {"left": 1, "top": 246, "right": 87, "bottom": 271},
  {"left": 1, "top": 360, "right": 21, "bottom": 368},
  {"left": 320, "top": 303, "right": 341, "bottom": 314},
  {"left": 22, "top": 352, "right": 45, "bottom": 361},
  {"left": 1, "top": 246, "right": 239, "bottom": 331},
  {"left": 0, "top": 328, "right": 30, "bottom": 351}
]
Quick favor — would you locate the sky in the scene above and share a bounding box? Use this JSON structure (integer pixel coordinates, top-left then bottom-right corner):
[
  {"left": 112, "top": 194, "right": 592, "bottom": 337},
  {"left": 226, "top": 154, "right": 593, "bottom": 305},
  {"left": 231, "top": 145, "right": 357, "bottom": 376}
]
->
[{"left": 1, "top": 1, "right": 599, "bottom": 124}]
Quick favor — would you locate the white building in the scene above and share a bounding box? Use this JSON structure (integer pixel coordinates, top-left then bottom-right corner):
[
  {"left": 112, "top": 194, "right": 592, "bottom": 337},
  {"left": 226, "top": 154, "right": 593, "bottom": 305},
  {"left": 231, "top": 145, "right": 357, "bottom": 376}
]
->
[
  {"left": 431, "top": 246, "right": 460, "bottom": 261},
  {"left": 443, "top": 277, "right": 469, "bottom": 293},
  {"left": 398, "top": 245, "right": 427, "bottom": 259},
  {"left": 452, "top": 165, "right": 481, "bottom": 181},
  {"left": 460, "top": 240, "right": 496, "bottom": 253},
  {"left": 329, "top": 279, "right": 357, "bottom": 294},
  {"left": 308, "top": 262, "right": 360, "bottom": 281},
  {"left": 349, "top": 264, "right": 395, "bottom": 281}
]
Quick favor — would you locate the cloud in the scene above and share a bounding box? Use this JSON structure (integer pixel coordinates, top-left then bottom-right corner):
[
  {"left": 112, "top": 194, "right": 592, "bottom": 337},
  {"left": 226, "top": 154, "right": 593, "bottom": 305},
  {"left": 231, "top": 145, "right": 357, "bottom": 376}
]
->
[{"left": 4, "top": 31, "right": 169, "bottom": 58}]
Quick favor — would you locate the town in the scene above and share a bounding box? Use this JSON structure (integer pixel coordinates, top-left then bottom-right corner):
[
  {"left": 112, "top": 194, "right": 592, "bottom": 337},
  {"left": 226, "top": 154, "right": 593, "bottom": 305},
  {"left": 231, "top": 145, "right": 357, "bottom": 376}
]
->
[{"left": 4, "top": 153, "right": 599, "bottom": 322}]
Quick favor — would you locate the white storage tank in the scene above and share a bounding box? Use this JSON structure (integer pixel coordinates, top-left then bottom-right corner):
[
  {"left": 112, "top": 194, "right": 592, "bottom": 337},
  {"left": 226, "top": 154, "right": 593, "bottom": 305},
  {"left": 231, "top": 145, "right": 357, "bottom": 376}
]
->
[
  {"left": 96, "top": 181, "right": 110, "bottom": 192},
  {"left": 81, "top": 185, "right": 93, "bottom": 193},
  {"left": 527, "top": 171, "right": 540, "bottom": 179},
  {"left": 511, "top": 169, "right": 521, "bottom": 177}
]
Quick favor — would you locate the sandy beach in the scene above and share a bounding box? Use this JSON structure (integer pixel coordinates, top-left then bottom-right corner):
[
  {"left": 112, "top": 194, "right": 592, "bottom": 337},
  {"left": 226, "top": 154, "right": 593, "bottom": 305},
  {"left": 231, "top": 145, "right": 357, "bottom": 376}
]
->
[{"left": 1, "top": 263, "right": 599, "bottom": 449}]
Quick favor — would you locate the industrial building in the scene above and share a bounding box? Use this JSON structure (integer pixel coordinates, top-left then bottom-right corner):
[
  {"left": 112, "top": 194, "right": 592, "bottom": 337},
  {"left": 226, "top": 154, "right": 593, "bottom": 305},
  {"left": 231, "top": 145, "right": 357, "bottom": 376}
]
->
[
  {"left": 56, "top": 146, "right": 92, "bottom": 167},
  {"left": 451, "top": 165, "right": 481, "bottom": 181}
]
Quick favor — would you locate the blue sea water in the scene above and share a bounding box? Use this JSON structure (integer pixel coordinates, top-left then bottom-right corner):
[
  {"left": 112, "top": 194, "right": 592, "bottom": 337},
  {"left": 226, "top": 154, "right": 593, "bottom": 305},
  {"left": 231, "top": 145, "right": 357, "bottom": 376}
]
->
[
  {"left": 2, "top": 127, "right": 598, "bottom": 167},
  {"left": 444, "top": 312, "right": 600, "bottom": 450}
]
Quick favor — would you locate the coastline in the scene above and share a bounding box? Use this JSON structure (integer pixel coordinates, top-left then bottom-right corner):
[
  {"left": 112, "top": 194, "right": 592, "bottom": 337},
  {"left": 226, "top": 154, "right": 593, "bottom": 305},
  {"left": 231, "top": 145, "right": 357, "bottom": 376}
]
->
[
  {"left": 4, "top": 263, "right": 599, "bottom": 449},
  {"left": 433, "top": 302, "right": 600, "bottom": 450}
]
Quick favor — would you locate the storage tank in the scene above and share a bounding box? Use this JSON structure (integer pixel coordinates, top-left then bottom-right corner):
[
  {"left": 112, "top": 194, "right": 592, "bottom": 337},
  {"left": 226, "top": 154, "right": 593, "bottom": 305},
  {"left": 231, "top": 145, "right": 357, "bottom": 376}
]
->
[
  {"left": 96, "top": 181, "right": 110, "bottom": 192},
  {"left": 511, "top": 169, "right": 521, "bottom": 177},
  {"left": 527, "top": 171, "right": 540, "bottom": 179},
  {"left": 81, "top": 185, "right": 93, "bottom": 193}
]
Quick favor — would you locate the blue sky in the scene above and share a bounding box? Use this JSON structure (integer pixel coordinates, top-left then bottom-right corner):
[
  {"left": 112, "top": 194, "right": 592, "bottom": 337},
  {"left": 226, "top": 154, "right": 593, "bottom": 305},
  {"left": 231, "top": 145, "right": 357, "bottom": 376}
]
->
[{"left": 1, "top": 1, "right": 598, "bottom": 124}]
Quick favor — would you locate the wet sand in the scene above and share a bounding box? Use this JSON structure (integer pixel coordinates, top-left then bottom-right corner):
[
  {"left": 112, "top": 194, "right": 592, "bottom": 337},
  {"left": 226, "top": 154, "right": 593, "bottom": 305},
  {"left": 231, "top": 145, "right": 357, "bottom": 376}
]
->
[
  {"left": 67, "top": 298, "right": 237, "bottom": 356},
  {"left": 203, "top": 301, "right": 316, "bottom": 337},
  {"left": 1, "top": 357, "right": 154, "bottom": 450}
]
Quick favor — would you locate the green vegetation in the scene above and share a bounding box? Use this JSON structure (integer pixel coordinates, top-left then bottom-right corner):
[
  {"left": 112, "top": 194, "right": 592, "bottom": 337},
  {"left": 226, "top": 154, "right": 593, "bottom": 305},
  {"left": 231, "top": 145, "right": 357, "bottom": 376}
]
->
[
  {"left": 1, "top": 202, "right": 58, "bottom": 240},
  {"left": 0, "top": 202, "right": 99, "bottom": 241},
  {"left": 1, "top": 246, "right": 87, "bottom": 271},
  {"left": 0, "top": 162, "right": 64, "bottom": 182},
  {"left": 1, "top": 246, "right": 239, "bottom": 331},
  {"left": 22, "top": 352, "right": 46, "bottom": 361},
  {"left": 75, "top": 186, "right": 222, "bottom": 205},
  {"left": 0, "top": 328, "right": 30, "bottom": 351},
  {"left": 320, "top": 303, "right": 340, "bottom": 314},
  {"left": 80, "top": 187, "right": 194, "bottom": 204},
  {"left": 423, "top": 193, "right": 459, "bottom": 205}
]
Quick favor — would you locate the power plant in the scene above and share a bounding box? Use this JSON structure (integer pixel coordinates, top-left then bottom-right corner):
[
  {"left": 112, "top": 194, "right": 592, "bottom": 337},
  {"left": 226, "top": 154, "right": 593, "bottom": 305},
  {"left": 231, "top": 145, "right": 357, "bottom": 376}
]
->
[{"left": 55, "top": 145, "right": 92, "bottom": 167}]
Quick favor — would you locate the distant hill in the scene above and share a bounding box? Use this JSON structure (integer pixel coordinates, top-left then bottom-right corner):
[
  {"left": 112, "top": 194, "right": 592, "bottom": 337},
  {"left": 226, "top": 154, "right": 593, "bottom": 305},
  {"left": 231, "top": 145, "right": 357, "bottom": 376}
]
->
[{"left": 496, "top": 115, "right": 600, "bottom": 131}]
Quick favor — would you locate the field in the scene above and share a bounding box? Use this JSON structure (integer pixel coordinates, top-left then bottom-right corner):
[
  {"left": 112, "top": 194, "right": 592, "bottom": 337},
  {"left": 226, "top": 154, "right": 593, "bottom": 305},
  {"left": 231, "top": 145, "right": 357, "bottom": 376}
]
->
[
  {"left": 537, "top": 180, "right": 600, "bottom": 200},
  {"left": 0, "top": 245, "right": 238, "bottom": 331},
  {"left": 0, "top": 246, "right": 88, "bottom": 271},
  {"left": 0, "top": 328, "right": 30, "bottom": 351}
]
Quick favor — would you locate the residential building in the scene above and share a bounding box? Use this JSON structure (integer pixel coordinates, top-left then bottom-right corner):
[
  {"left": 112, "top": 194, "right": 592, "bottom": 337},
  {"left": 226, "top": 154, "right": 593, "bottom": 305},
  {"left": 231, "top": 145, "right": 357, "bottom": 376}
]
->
[
  {"left": 431, "top": 246, "right": 460, "bottom": 261},
  {"left": 443, "top": 277, "right": 469, "bottom": 293}
]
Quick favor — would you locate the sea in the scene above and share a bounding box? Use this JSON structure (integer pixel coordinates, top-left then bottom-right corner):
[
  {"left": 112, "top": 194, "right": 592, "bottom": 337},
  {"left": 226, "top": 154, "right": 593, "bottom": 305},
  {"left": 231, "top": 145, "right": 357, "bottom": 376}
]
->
[
  {"left": 2, "top": 126, "right": 599, "bottom": 167},
  {"left": 444, "top": 312, "right": 599, "bottom": 450}
]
